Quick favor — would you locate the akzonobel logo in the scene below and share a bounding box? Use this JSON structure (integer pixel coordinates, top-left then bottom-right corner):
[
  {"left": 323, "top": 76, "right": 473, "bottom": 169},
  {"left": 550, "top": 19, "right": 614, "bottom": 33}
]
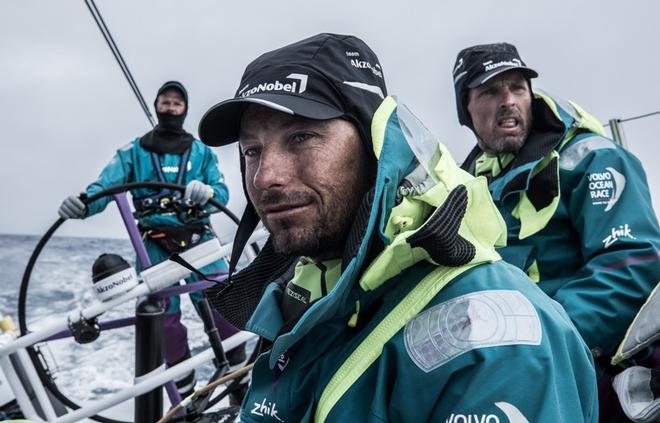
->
[
  {"left": 483, "top": 58, "right": 522, "bottom": 72},
  {"left": 238, "top": 73, "right": 308, "bottom": 98}
]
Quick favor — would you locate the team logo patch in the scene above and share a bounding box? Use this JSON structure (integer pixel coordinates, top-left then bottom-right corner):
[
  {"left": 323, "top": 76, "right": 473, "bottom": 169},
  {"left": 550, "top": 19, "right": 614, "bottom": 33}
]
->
[
  {"left": 404, "top": 290, "right": 541, "bottom": 372},
  {"left": 587, "top": 167, "right": 626, "bottom": 211}
]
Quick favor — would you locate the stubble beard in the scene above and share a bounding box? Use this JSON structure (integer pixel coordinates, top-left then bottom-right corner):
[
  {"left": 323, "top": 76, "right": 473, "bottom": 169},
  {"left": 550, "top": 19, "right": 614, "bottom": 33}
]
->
[
  {"left": 479, "top": 107, "right": 532, "bottom": 155},
  {"left": 479, "top": 132, "right": 527, "bottom": 155},
  {"left": 258, "top": 184, "right": 366, "bottom": 260}
]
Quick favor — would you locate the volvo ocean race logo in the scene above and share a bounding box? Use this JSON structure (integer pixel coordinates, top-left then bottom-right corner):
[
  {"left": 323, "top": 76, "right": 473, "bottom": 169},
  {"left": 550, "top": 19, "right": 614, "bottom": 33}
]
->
[
  {"left": 445, "top": 402, "right": 529, "bottom": 423},
  {"left": 587, "top": 167, "right": 626, "bottom": 212},
  {"left": 238, "top": 73, "right": 308, "bottom": 98}
]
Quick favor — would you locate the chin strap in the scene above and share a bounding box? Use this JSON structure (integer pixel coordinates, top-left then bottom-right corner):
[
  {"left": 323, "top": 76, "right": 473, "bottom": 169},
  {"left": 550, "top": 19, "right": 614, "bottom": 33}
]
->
[
  {"left": 205, "top": 203, "right": 297, "bottom": 328},
  {"left": 226, "top": 203, "right": 261, "bottom": 283}
]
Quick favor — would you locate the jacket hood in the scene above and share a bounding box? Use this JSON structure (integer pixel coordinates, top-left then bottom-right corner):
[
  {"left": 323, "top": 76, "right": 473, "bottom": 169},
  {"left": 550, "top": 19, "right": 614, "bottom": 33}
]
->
[
  {"left": 241, "top": 96, "right": 508, "bottom": 367},
  {"left": 533, "top": 90, "right": 606, "bottom": 144}
]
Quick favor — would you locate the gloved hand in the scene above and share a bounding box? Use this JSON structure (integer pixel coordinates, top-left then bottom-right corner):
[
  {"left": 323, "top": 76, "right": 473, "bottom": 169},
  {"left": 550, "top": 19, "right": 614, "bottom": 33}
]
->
[
  {"left": 184, "top": 180, "right": 214, "bottom": 206},
  {"left": 58, "top": 194, "right": 87, "bottom": 219}
]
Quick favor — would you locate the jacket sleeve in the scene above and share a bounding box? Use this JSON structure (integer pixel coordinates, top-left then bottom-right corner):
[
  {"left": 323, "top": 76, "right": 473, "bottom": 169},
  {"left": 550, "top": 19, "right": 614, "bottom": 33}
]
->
[
  {"left": 85, "top": 143, "right": 135, "bottom": 216},
  {"left": 200, "top": 146, "right": 229, "bottom": 206},
  {"left": 425, "top": 343, "right": 598, "bottom": 423},
  {"left": 555, "top": 141, "right": 660, "bottom": 356},
  {"left": 385, "top": 284, "right": 597, "bottom": 423}
]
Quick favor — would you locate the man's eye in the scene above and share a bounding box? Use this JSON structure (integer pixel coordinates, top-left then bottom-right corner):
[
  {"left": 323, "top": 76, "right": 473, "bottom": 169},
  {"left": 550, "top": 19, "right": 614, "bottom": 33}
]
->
[
  {"left": 483, "top": 87, "right": 498, "bottom": 96},
  {"left": 242, "top": 147, "right": 260, "bottom": 158},
  {"left": 291, "top": 133, "right": 314, "bottom": 143},
  {"left": 511, "top": 83, "right": 527, "bottom": 92}
]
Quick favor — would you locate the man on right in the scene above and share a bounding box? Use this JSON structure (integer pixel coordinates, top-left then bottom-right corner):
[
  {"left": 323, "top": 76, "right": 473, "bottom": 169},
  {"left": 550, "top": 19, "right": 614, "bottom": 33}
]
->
[{"left": 453, "top": 42, "right": 660, "bottom": 420}]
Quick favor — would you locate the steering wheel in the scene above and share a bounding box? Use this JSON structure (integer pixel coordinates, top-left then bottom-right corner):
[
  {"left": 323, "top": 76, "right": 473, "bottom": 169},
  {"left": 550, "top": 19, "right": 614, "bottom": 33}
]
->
[{"left": 16, "top": 182, "right": 247, "bottom": 423}]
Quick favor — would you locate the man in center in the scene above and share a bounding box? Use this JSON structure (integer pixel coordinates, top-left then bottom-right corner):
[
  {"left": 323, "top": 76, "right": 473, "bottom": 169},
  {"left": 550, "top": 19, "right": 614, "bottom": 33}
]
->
[{"left": 200, "top": 33, "right": 598, "bottom": 422}]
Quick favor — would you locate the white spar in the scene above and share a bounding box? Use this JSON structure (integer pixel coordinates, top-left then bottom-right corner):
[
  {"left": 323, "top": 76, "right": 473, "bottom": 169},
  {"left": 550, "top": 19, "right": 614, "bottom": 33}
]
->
[{"left": 0, "top": 227, "right": 268, "bottom": 357}]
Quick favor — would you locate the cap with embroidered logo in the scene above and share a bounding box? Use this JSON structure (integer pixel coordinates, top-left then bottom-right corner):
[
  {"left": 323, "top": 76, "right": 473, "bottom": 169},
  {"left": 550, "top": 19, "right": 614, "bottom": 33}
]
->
[
  {"left": 453, "top": 42, "right": 538, "bottom": 128},
  {"left": 199, "top": 33, "right": 387, "bottom": 147}
]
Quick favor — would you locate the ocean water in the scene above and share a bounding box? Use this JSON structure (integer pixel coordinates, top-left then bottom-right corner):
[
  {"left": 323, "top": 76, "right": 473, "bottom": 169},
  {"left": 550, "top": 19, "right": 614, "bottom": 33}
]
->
[{"left": 0, "top": 233, "right": 222, "bottom": 409}]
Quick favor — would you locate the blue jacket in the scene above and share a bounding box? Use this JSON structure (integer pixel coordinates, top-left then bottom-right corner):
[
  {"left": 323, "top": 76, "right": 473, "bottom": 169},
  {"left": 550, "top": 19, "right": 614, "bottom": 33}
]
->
[
  {"left": 463, "top": 92, "right": 660, "bottom": 358},
  {"left": 85, "top": 137, "right": 229, "bottom": 274}
]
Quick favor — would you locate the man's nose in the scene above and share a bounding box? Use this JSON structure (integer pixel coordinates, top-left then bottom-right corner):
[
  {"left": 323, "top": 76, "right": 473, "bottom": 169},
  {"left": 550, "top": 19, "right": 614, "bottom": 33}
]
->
[
  {"left": 499, "top": 88, "right": 516, "bottom": 107},
  {"left": 252, "top": 148, "right": 292, "bottom": 190}
]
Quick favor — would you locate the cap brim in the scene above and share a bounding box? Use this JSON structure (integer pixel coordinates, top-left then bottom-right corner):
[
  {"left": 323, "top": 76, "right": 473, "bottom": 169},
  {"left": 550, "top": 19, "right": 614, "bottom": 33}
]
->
[
  {"left": 467, "top": 66, "right": 538, "bottom": 88},
  {"left": 199, "top": 94, "right": 344, "bottom": 147}
]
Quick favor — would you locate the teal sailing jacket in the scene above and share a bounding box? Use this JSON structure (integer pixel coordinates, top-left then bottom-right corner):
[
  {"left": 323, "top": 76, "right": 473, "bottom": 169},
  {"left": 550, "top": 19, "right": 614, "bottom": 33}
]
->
[
  {"left": 464, "top": 92, "right": 660, "bottom": 357},
  {"left": 236, "top": 97, "right": 597, "bottom": 422},
  {"left": 84, "top": 137, "right": 229, "bottom": 275}
]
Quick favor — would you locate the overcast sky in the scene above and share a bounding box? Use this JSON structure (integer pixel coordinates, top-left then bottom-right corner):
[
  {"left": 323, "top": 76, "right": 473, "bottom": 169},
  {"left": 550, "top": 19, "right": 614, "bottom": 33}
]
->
[{"left": 2, "top": 0, "right": 659, "bottom": 242}]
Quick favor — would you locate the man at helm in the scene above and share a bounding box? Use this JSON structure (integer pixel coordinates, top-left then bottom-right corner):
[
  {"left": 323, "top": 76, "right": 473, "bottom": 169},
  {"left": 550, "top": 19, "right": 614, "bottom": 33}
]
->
[{"left": 58, "top": 81, "right": 244, "bottom": 399}]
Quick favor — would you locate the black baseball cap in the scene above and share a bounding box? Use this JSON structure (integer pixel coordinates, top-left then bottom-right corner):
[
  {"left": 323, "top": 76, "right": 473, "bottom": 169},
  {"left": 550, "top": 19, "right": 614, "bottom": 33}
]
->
[
  {"left": 199, "top": 33, "right": 387, "bottom": 147},
  {"left": 453, "top": 42, "right": 537, "bottom": 128}
]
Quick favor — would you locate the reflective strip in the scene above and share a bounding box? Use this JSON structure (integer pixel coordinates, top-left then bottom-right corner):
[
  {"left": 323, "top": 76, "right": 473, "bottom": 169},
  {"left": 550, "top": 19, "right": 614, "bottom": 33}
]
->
[
  {"left": 242, "top": 98, "right": 295, "bottom": 115},
  {"left": 559, "top": 135, "right": 615, "bottom": 170},
  {"left": 315, "top": 262, "right": 478, "bottom": 423},
  {"left": 405, "top": 290, "right": 541, "bottom": 372},
  {"left": 453, "top": 70, "right": 468, "bottom": 84},
  {"left": 342, "top": 81, "right": 385, "bottom": 99}
]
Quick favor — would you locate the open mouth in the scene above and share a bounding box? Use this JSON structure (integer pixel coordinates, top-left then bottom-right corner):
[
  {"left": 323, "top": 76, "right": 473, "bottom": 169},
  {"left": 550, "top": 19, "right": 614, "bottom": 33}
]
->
[{"left": 497, "top": 117, "right": 520, "bottom": 129}]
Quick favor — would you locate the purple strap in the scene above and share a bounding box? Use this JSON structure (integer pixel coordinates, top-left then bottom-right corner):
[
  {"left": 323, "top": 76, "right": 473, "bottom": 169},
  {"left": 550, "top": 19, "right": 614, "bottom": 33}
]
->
[{"left": 112, "top": 193, "right": 152, "bottom": 268}]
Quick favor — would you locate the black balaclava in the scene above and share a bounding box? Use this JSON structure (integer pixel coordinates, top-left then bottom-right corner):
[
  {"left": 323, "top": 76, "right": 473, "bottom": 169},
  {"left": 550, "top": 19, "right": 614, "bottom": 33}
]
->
[{"left": 140, "top": 81, "right": 194, "bottom": 154}]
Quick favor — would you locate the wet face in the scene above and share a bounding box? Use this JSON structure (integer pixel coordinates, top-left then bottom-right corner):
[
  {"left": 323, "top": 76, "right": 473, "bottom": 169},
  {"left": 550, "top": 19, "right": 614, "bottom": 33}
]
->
[
  {"left": 467, "top": 70, "right": 533, "bottom": 155},
  {"left": 239, "top": 105, "right": 372, "bottom": 260},
  {"left": 155, "top": 89, "right": 186, "bottom": 116}
]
